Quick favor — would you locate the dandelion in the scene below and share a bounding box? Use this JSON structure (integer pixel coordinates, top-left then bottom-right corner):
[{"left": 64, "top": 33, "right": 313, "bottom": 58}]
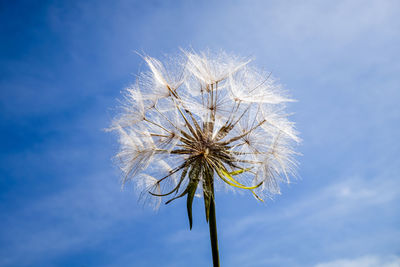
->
[{"left": 109, "top": 49, "right": 299, "bottom": 267}]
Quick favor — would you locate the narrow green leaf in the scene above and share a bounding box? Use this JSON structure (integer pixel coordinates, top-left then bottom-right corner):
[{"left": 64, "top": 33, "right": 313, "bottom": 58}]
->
[
  {"left": 251, "top": 191, "right": 264, "bottom": 202},
  {"left": 229, "top": 168, "right": 252, "bottom": 176},
  {"left": 186, "top": 163, "right": 201, "bottom": 229},
  {"left": 217, "top": 168, "right": 263, "bottom": 190},
  {"left": 202, "top": 166, "right": 213, "bottom": 223},
  {"left": 173, "top": 165, "right": 190, "bottom": 195},
  {"left": 203, "top": 190, "right": 211, "bottom": 223},
  {"left": 148, "top": 166, "right": 189, "bottom": 197},
  {"left": 165, "top": 187, "right": 189, "bottom": 204},
  {"left": 187, "top": 179, "right": 199, "bottom": 230},
  {"left": 225, "top": 168, "right": 265, "bottom": 201}
]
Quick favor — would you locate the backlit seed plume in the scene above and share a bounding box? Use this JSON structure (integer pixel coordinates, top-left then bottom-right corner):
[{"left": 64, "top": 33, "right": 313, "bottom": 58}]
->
[{"left": 110, "top": 50, "right": 300, "bottom": 219}]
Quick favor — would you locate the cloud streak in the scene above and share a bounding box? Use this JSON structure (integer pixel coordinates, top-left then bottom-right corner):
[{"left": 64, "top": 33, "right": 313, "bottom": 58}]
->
[{"left": 315, "top": 255, "right": 400, "bottom": 267}]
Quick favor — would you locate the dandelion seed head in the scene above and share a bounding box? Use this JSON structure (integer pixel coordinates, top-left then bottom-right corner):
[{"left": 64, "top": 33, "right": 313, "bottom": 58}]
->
[{"left": 110, "top": 49, "right": 300, "bottom": 208}]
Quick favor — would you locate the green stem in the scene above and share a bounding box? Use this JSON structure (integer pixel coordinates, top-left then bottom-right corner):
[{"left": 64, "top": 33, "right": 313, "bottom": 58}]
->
[{"left": 208, "top": 186, "right": 220, "bottom": 267}]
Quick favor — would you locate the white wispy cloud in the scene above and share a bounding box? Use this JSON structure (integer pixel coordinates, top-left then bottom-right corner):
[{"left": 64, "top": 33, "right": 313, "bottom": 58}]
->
[
  {"left": 225, "top": 172, "right": 399, "bottom": 237},
  {"left": 217, "top": 170, "right": 400, "bottom": 266},
  {"left": 315, "top": 255, "right": 400, "bottom": 267}
]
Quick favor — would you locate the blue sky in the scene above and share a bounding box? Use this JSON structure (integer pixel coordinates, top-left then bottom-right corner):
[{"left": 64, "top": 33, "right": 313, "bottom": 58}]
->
[{"left": 1, "top": 0, "right": 399, "bottom": 266}]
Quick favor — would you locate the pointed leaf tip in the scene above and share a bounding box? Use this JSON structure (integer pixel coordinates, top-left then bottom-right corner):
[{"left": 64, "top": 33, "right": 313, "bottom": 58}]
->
[{"left": 187, "top": 179, "right": 199, "bottom": 230}]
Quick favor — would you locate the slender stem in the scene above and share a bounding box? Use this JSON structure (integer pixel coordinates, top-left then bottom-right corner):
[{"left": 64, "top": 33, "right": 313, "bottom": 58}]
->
[{"left": 208, "top": 185, "right": 220, "bottom": 267}]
